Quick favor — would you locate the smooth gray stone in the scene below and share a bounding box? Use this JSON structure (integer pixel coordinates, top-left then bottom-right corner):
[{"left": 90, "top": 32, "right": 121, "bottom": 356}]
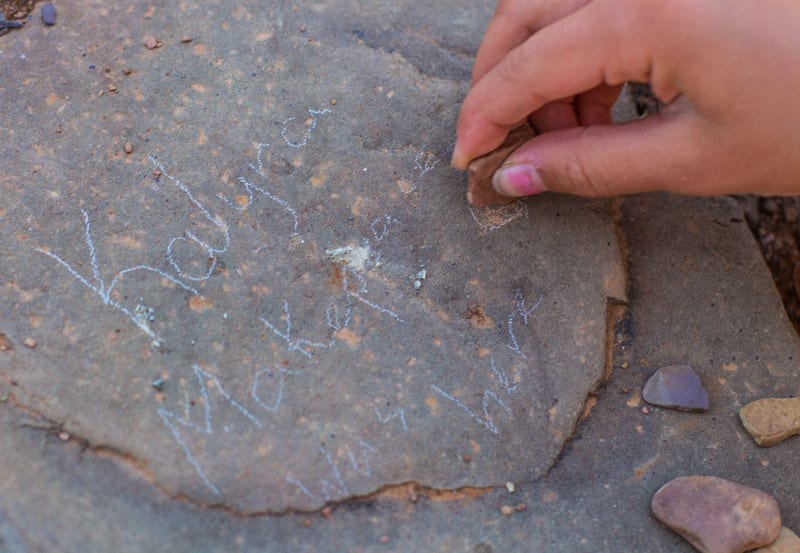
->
[
  {"left": 643, "top": 365, "right": 709, "bottom": 411},
  {"left": 41, "top": 3, "right": 56, "bottom": 26}
]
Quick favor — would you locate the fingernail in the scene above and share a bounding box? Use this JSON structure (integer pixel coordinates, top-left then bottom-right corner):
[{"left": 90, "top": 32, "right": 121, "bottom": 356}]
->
[
  {"left": 450, "top": 142, "right": 468, "bottom": 169},
  {"left": 492, "top": 164, "right": 545, "bottom": 197}
]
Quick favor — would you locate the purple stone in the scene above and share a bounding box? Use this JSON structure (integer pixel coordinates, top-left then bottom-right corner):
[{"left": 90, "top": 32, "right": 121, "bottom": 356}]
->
[
  {"left": 642, "top": 365, "right": 709, "bottom": 412},
  {"left": 41, "top": 3, "right": 56, "bottom": 26}
]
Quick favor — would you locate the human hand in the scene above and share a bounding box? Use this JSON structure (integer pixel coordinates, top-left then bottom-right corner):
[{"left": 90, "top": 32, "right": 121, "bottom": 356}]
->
[{"left": 453, "top": 0, "right": 800, "bottom": 198}]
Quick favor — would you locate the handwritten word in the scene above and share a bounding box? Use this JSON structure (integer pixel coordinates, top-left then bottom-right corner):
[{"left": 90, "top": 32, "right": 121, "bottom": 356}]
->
[
  {"left": 37, "top": 210, "right": 197, "bottom": 340},
  {"left": 373, "top": 404, "right": 408, "bottom": 433},
  {"left": 281, "top": 108, "right": 332, "bottom": 148},
  {"left": 431, "top": 383, "right": 513, "bottom": 435},
  {"left": 261, "top": 301, "right": 331, "bottom": 359},
  {"left": 286, "top": 439, "right": 378, "bottom": 503}
]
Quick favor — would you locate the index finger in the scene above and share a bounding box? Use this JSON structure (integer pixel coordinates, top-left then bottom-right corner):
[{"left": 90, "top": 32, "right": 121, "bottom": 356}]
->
[
  {"left": 471, "top": 0, "right": 591, "bottom": 86},
  {"left": 453, "top": 1, "right": 668, "bottom": 169}
]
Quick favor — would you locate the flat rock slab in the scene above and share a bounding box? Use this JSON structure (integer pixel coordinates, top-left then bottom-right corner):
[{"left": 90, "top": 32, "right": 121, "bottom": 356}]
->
[
  {"left": 740, "top": 397, "right": 800, "bottom": 447},
  {"left": 652, "top": 476, "right": 782, "bottom": 553},
  {"left": 0, "top": 0, "right": 625, "bottom": 513},
  {"left": 643, "top": 365, "right": 709, "bottom": 412}
]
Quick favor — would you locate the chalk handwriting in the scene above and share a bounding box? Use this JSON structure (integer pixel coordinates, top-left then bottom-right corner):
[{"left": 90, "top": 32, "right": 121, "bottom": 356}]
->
[
  {"left": 150, "top": 157, "right": 231, "bottom": 282},
  {"left": 261, "top": 301, "right": 331, "bottom": 359},
  {"left": 251, "top": 367, "right": 300, "bottom": 412},
  {"left": 374, "top": 405, "right": 408, "bottom": 432},
  {"left": 286, "top": 439, "right": 378, "bottom": 503},
  {"left": 217, "top": 143, "right": 300, "bottom": 235},
  {"left": 37, "top": 210, "right": 197, "bottom": 340},
  {"left": 431, "top": 384, "right": 513, "bottom": 435},
  {"left": 158, "top": 364, "right": 265, "bottom": 496},
  {"left": 281, "top": 108, "right": 332, "bottom": 148}
]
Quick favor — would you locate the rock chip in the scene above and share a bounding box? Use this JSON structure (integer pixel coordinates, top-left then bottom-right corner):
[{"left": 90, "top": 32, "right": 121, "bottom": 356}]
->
[
  {"left": 739, "top": 396, "right": 800, "bottom": 447},
  {"left": 651, "top": 476, "right": 782, "bottom": 553},
  {"left": 642, "top": 365, "right": 709, "bottom": 411},
  {"left": 754, "top": 528, "right": 800, "bottom": 553},
  {"left": 41, "top": 3, "right": 56, "bottom": 26},
  {"left": 466, "top": 123, "right": 535, "bottom": 207}
]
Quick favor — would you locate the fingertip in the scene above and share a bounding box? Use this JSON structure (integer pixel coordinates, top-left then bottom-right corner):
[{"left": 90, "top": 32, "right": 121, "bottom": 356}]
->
[{"left": 450, "top": 143, "right": 471, "bottom": 170}]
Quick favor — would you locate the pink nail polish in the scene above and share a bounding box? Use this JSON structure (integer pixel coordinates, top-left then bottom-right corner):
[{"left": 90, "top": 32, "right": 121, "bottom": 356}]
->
[{"left": 492, "top": 164, "right": 545, "bottom": 197}]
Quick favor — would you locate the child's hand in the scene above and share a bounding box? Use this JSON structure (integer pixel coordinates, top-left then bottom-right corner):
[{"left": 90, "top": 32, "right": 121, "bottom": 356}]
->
[{"left": 453, "top": 0, "right": 800, "bottom": 198}]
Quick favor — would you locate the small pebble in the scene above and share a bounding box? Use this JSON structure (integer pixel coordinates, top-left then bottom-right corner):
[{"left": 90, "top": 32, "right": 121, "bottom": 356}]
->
[
  {"left": 330, "top": 99, "right": 337, "bottom": 105},
  {"left": 122, "top": 68, "right": 134, "bottom": 76},
  {"left": 180, "top": 36, "right": 192, "bottom": 43},
  {"left": 124, "top": 142, "right": 134, "bottom": 154},
  {"left": 320, "top": 506, "right": 332, "bottom": 518},
  {"left": 23, "top": 337, "right": 36, "bottom": 349},
  {"left": 651, "top": 476, "right": 782, "bottom": 553},
  {"left": 144, "top": 36, "right": 162, "bottom": 49},
  {"left": 108, "top": 84, "right": 117, "bottom": 93},
  {"left": 500, "top": 505, "right": 514, "bottom": 516},
  {"left": 505, "top": 482, "right": 515, "bottom": 493},
  {"left": 642, "top": 365, "right": 709, "bottom": 412},
  {"left": 739, "top": 396, "right": 800, "bottom": 447},
  {"left": 0, "top": 395, "right": 8, "bottom": 403},
  {"left": 514, "top": 503, "right": 527, "bottom": 512},
  {"left": 41, "top": 2, "right": 56, "bottom": 26},
  {"left": 58, "top": 431, "right": 70, "bottom": 442},
  {"left": 753, "top": 527, "right": 800, "bottom": 553},
  {"left": 0, "top": 334, "right": 12, "bottom": 351},
  {"left": 151, "top": 378, "right": 165, "bottom": 391}
]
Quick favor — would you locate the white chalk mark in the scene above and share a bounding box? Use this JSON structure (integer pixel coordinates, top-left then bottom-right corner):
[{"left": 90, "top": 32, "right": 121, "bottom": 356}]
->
[
  {"left": 431, "top": 384, "right": 513, "bottom": 435},
  {"left": 218, "top": 145, "right": 299, "bottom": 235},
  {"left": 286, "top": 445, "right": 350, "bottom": 503},
  {"left": 261, "top": 301, "right": 330, "bottom": 358},
  {"left": 414, "top": 148, "right": 439, "bottom": 177},
  {"left": 468, "top": 202, "right": 528, "bottom": 233},
  {"left": 150, "top": 157, "right": 231, "bottom": 282},
  {"left": 347, "top": 440, "right": 378, "bottom": 477},
  {"left": 373, "top": 405, "right": 408, "bottom": 432},
  {"left": 285, "top": 475, "right": 320, "bottom": 503},
  {"left": 281, "top": 108, "right": 332, "bottom": 148},
  {"left": 341, "top": 267, "right": 405, "bottom": 323},
  {"left": 506, "top": 312, "right": 528, "bottom": 360},
  {"left": 158, "top": 364, "right": 266, "bottom": 496},
  {"left": 37, "top": 210, "right": 197, "bottom": 339},
  {"left": 251, "top": 367, "right": 300, "bottom": 412},
  {"left": 369, "top": 215, "right": 402, "bottom": 243},
  {"left": 192, "top": 364, "right": 262, "bottom": 429},
  {"left": 326, "top": 304, "right": 343, "bottom": 330},
  {"left": 515, "top": 290, "right": 543, "bottom": 325},
  {"left": 158, "top": 409, "right": 221, "bottom": 496},
  {"left": 489, "top": 356, "right": 518, "bottom": 396}
]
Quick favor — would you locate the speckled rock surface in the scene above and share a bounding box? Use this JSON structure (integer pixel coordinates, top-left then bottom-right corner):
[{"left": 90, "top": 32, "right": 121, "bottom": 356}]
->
[
  {"left": 652, "top": 476, "right": 781, "bottom": 553},
  {"left": 1, "top": 3, "right": 799, "bottom": 552}
]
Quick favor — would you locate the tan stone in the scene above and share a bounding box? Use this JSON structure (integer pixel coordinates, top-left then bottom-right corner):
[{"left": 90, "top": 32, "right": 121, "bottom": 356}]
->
[
  {"left": 754, "top": 528, "right": 800, "bottom": 553},
  {"left": 740, "top": 397, "right": 800, "bottom": 447},
  {"left": 466, "top": 123, "right": 535, "bottom": 207},
  {"left": 651, "top": 476, "right": 782, "bottom": 553}
]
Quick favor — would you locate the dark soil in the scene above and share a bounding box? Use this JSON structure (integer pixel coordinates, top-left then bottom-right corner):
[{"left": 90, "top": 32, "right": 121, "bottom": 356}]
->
[
  {"left": 738, "top": 196, "right": 800, "bottom": 334},
  {"left": 1, "top": 0, "right": 35, "bottom": 19}
]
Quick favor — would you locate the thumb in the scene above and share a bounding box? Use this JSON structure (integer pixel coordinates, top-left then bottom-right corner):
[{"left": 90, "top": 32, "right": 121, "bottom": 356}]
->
[{"left": 491, "top": 111, "right": 712, "bottom": 198}]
